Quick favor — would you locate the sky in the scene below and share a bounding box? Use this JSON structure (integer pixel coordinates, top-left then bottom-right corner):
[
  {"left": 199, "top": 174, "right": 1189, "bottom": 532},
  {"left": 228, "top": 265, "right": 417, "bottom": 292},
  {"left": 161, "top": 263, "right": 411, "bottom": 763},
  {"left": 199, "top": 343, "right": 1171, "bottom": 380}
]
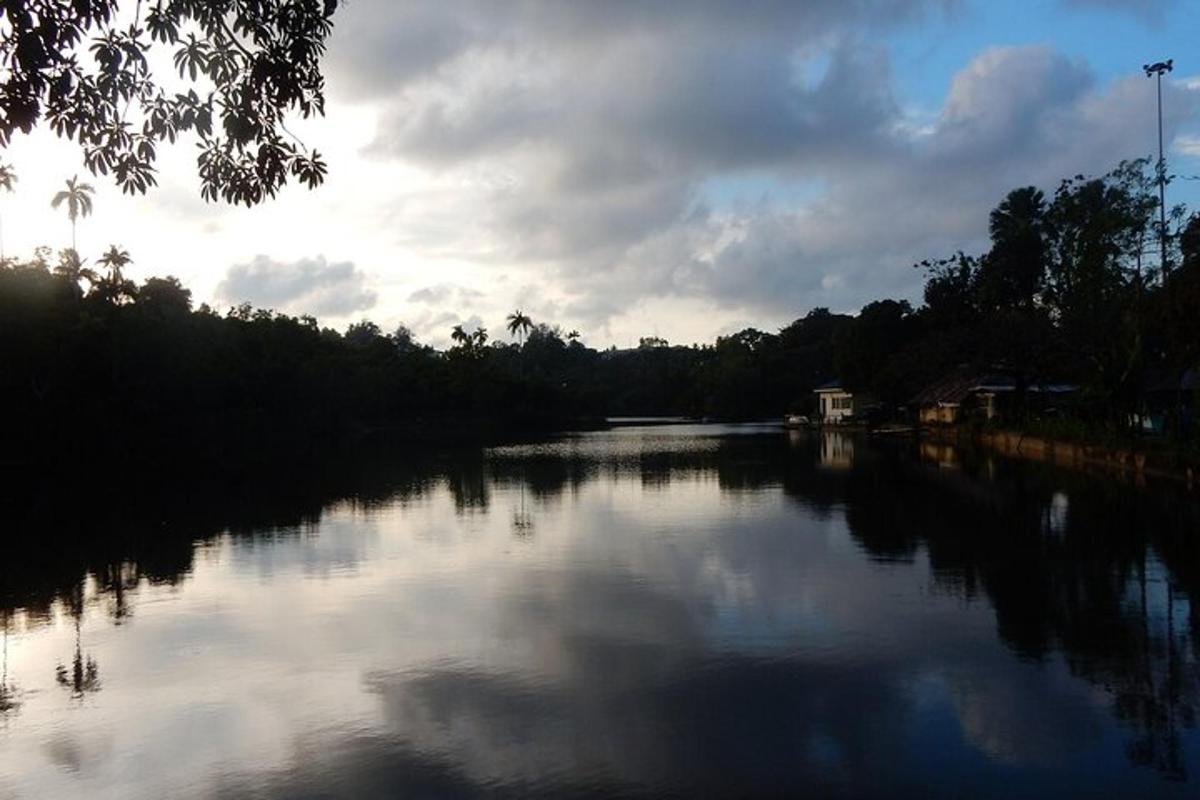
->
[{"left": 3, "top": 0, "right": 1200, "bottom": 349}]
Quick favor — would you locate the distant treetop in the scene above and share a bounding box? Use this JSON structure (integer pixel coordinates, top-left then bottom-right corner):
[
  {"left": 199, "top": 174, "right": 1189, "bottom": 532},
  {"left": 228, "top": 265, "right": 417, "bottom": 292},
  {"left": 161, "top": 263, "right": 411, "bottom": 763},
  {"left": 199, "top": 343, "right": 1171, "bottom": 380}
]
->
[{"left": 0, "top": 1, "right": 340, "bottom": 205}]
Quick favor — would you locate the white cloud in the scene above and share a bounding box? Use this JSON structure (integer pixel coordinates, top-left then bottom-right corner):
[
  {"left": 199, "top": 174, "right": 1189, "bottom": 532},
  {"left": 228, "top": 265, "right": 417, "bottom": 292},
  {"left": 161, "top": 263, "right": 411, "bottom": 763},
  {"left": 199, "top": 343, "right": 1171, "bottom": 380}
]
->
[
  {"left": 1176, "top": 134, "right": 1200, "bottom": 157},
  {"left": 332, "top": 9, "right": 1199, "bottom": 324},
  {"left": 215, "top": 255, "right": 378, "bottom": 319}
]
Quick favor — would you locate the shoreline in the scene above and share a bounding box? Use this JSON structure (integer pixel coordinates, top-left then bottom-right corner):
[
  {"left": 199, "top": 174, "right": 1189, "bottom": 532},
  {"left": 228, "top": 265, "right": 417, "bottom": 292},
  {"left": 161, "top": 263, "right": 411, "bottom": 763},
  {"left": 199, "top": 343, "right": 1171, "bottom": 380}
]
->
[{"left": 919, "top": 425, "right": 1199, "bottom": 487}]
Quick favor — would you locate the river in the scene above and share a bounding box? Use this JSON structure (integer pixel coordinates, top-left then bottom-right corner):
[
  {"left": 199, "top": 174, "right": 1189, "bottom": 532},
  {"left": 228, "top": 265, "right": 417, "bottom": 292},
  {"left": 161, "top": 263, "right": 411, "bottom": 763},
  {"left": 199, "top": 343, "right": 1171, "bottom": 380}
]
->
[{"left": 1, "top": 423, "right": 1198, "bottom": 798}]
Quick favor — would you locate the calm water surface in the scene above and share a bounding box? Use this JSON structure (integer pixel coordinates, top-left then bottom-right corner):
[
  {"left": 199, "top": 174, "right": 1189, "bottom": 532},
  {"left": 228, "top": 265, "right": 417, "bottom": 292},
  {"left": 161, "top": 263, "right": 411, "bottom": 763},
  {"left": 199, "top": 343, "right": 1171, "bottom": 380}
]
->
[{"left": 2, "top": 424, "right": 1200, "bottom": 798}]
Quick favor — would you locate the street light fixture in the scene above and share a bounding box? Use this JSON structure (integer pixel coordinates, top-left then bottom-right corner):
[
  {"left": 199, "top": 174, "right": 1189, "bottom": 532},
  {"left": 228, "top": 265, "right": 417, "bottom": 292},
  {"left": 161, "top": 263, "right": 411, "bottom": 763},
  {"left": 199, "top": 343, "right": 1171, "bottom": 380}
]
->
[{"left": 1144, "top": 58, "right": 1173, "bottom": 276}]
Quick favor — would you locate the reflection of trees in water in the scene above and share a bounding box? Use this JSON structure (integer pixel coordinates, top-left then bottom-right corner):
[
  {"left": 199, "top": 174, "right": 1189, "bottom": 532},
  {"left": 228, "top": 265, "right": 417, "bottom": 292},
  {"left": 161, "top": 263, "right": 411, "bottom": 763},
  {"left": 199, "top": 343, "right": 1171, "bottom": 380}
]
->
[
  {"left": 98, "top": 560, "right": 140, "bottom": 624},
  {"left": 0, "top": 609, "right": 18, "bottom": 716},
  {"left": 779, "top": 437, "right": 1200, "bottom": 781},
  {"left": 0, "top": 442, "right": 454, "bottom": 635},
  {"left": 2, "top": 433, "right": 787, "bottom": 638},
  {"left": 54, "top": 583, "right": 101, "bottom": 700},
  {"left": 445, "top": 456, "right": 490, "bottom": 513},
  {"left": 482, "top": 434, "right": 790, "bottom": 502},
  {"left": 512, "top": 480, "right": 534, "bottom": 539},
  {"left": 5, "top": 431, "right": 1200, "bottom": 777}
]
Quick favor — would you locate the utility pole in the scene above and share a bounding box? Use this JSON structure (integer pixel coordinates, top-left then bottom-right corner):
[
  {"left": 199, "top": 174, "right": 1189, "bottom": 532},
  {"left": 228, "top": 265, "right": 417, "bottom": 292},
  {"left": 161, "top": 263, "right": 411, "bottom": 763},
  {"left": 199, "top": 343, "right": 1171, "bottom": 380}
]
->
[{"left": 1144, "top": 58, "right": 1173, "bottom": 276}]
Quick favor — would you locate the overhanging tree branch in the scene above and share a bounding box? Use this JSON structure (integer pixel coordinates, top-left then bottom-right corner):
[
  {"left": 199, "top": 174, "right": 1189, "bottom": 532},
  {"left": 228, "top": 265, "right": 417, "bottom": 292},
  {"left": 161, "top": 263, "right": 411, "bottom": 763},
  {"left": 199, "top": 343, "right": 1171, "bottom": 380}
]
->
[{"left": 0, "top": 0, "right": 340, "bottom": 205}]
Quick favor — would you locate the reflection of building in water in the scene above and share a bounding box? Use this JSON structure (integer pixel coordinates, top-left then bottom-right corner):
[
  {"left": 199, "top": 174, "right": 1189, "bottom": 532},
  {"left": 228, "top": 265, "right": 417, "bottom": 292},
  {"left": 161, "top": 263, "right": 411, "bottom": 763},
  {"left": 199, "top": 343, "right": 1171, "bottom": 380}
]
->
[
  {"left": 1040, "top": 492, "right": 1070, "bottom": 540},
  {"left": 920, "top": 441, "right": 960, "bottom": 470},
  {"left": 819, "top": 431, "right": 854, "bottom": 470}
]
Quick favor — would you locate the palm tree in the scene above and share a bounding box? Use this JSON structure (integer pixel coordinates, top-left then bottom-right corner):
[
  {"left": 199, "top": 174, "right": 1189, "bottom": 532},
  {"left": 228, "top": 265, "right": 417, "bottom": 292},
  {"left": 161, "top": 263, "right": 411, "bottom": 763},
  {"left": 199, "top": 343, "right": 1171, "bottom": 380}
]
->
[
  {"left": 506, "top": 310, "right": 533, "bottom": 345},
  {"left": 52, "top": 249, "right": 99, "bottom": 296},
  {"left": 0, "top": 162, "right": 16, "bottom": 262},
  {"left": 450, "top": 324, "right": 488, "bottom": 358},
  {"left": 98, "top": 245, "right": 131, "bottom": 282},
  {"left": 567, "top": 330, "right": 581, "bottom": 343},
  {"left": 96, "top": 245, "right": 135, "bottom": 303},
  {"left": 984, "top": 186, "right": 1047, "bottom": 310},
  {"left": 50, "top": 175, "right": 95, "bottom": 254}
]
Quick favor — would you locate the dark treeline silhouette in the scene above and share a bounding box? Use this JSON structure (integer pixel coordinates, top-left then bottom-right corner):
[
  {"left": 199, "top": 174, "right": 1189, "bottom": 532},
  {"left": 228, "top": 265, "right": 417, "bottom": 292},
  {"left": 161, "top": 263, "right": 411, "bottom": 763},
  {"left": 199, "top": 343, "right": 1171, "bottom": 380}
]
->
[
  {"left": 3, "top": 157, "right": 1199, "bottom": 471},
  {"left": 0, "top": 253, "right": 836, "bottom": 468}
]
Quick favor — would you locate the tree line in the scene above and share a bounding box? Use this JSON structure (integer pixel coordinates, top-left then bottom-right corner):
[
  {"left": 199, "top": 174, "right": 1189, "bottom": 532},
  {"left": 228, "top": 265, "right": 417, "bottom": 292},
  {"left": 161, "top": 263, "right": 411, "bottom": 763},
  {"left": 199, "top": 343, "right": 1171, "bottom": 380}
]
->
[
  {"left": 840, "top": 157, "right": 1200, "bottom": 432},
  {"left": 2, "top": 157, "right": 1199, "bottom": 467}
]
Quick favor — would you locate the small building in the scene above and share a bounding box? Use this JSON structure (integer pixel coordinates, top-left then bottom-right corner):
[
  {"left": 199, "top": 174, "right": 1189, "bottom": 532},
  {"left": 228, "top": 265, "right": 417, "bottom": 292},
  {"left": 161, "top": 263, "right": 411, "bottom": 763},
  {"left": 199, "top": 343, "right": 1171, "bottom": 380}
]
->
[
  {"left": 911, "top": 371, "right": 984, "bottom": 425},
  {"left": 813, "top": 380, "right": 866, "bottom": 424},
  {"left": 912, "top": 370, "right": 1077, "bottom": 426},
  {"left": 1137, "top": 367, "right": 1198, "bottom": 436}
]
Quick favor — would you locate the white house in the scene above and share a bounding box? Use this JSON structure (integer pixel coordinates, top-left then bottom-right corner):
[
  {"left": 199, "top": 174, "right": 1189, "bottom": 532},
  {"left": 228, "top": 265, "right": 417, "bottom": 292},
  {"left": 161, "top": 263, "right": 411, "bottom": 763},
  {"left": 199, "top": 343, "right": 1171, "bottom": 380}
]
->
[{"left": 814, "top": 380, "right": 857, "bottom": 424}]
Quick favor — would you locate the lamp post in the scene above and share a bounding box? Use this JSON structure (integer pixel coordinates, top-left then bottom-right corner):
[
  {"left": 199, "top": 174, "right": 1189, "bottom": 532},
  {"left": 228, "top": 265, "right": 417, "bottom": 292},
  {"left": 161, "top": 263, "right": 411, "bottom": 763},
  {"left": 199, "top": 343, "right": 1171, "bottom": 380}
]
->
[{"left": 1144, "top": 58, "right": 1173, "bottom": 276}]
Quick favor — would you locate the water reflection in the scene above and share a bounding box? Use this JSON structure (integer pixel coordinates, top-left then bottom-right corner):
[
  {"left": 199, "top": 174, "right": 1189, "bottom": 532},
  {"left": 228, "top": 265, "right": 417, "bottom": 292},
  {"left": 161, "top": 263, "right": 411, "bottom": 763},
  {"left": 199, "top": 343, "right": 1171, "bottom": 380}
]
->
[
  {"left": 819, "top": 429, "right": 855, "bottom": 470},
  {"left": 54, "top": 585, "right": 101, "bottom": 700},
  {"left": 0, "top": 425, "right": 1198, "bottom": 797},
  {"left": 0, "top": 610, "right": 17, "bottom": 717}
]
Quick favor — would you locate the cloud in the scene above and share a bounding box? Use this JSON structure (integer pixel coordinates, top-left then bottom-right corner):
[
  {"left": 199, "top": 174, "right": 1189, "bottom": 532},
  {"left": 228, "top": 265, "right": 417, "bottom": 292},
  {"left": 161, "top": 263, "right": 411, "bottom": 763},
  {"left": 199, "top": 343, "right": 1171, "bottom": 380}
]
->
[
  {"left": 320, "top": 3, "right": 1200, "bottom": 334},
  {"left": 1176, "top": 134, "right": 1200, "bottom": 157},
  {"left": 399, "top": 310, "right": 484, "bottom": 349},
  {"left": 407, "top": 283, "right": 484, "bottom": 306},
  {"left": 215, "top": 256, "right": 377, "bottom": 318},
  {"left": 329, "top": 0, "right": 957, "bottom": 103}
]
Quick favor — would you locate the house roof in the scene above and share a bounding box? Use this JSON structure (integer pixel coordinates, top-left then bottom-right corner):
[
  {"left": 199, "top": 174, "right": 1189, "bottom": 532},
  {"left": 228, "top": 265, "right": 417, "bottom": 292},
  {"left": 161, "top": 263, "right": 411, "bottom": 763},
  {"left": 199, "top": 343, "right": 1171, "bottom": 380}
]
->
[
  {"left": 912, "top": 369, "right": 1077, "bottom": 406},
  {"left": 911, "top": 370, "right": 996, "bottom": 406},
  {"left": 814, "top": 379, "right": 846, "bottom": 393}
]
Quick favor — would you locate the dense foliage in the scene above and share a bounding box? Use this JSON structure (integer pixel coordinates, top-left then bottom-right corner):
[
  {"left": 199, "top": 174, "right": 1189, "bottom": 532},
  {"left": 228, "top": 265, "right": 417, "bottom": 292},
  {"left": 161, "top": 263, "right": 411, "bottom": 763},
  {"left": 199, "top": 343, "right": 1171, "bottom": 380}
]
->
[
  {"left": 0, "top": 0, "right": 337, "bottom": 203},
  {"left": 3, "top": 158, "right": 1200, "bottom": 466},
  {"left": 0, "top": 245, "right": 849, "bottom": 466}
]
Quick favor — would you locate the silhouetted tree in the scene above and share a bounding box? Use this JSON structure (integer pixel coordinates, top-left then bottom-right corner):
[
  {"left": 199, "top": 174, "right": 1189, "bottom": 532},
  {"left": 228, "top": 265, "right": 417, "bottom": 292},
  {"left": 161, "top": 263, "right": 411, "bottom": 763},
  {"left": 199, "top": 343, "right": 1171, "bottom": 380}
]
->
[
  {"left": 977, "top": 187, "right": 1048, "bottom": 312},
  {"left": 1042, "top": 160, "right": 1160, "bottom": 420},
  {"left": 391, "top": 324, "right": 420, "bottom": 354},
  {"left": 506, "top": 310, "right": 533, "bottom": 345},
  {"left": 137, "top": 276, "right": 192, "bottom": 317},
  {"left": 96, "top": 245, "right": 135, "bottom": 304},
  {"left": 834, "top": 299, "right": 915, "bottom": 404},
  {"left": 0, "top": 0, "right": 340, "bottom": 203},
  {"left": 346, "top": 319, "right": 383, "bottom": 347},
  {"left": 50, "top": 175, "right": 94, "bottom": 254}
]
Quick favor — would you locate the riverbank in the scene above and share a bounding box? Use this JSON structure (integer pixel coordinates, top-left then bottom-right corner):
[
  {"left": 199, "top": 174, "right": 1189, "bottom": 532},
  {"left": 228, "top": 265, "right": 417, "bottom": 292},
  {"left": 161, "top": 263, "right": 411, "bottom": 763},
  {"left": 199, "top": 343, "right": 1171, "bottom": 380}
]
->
[{"left": 922, "top": 424, "right": 1200, "bottom": 486}]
